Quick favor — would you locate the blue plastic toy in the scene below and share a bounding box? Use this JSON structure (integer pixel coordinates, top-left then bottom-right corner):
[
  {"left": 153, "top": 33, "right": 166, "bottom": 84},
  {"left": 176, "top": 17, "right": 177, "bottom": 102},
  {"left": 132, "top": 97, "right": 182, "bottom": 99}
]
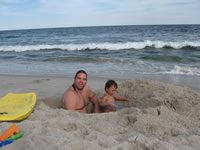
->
[
  {"left": 0, "top": 139, "right": 14, "bottom": 147},
  {"left": 115, "top": 104, "right": 121, "bottom": 109}
]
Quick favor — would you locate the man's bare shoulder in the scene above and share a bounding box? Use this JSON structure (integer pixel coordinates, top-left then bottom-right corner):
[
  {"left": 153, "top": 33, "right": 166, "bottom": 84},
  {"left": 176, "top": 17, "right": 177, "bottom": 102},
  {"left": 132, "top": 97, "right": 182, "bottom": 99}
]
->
[
  {"left": 82, "top": 85, "right": 90, "bottom": 91},
  {"left": 63, "top": 87, "right": 76, "bottom": 98},
  {"left": 84, "top": 85, "right": 94, "bottom": 93},
  {"left": 64, "top": 86, "right": 74, "bottom": 93}
]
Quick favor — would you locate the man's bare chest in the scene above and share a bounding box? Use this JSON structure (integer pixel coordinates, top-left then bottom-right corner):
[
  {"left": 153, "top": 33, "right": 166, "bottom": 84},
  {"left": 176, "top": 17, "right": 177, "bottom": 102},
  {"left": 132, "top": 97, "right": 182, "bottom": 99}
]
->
[{"left": 74, "top": 92, "right": 88, "bottom": 106}]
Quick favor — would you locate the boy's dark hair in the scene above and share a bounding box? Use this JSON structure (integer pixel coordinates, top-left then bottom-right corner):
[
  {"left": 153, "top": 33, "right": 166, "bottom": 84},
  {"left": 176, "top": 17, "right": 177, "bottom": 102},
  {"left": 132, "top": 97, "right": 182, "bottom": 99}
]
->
[
  {"left": 74, "top": 70, "right": 87, "bottom": 79},
  {"left": 105, "top": 80, "right": 118, "bottom": 91}
]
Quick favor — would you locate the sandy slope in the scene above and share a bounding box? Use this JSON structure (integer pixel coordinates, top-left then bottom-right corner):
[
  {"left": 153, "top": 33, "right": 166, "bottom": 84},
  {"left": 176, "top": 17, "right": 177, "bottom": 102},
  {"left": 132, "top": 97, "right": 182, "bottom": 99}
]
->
[{"left": 0, "top": 75, "right": 200, "bottom": 150}]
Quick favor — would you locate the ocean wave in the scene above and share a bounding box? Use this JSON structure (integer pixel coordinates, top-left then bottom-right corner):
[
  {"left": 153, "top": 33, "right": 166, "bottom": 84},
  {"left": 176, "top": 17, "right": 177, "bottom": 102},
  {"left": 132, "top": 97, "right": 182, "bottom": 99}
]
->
[
  {"left": 0, "top": 40, "right": 200, "bottom": 52},
  {"left": 141, "top": 55, "right": 198, "bottom": 63},
  {"left": 165, "top": 66, "right": 200, "bottom": 76}
]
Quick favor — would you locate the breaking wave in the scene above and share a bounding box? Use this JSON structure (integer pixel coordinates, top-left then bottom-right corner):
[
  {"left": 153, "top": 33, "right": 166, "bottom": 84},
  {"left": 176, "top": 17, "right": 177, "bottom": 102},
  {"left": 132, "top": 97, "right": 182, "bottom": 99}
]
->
[
  {"left": 0, "top": 40, "right": 200, "bottom": 52},
  {"left": 164, "top": 66, "right": 200, "bottom": 76}
]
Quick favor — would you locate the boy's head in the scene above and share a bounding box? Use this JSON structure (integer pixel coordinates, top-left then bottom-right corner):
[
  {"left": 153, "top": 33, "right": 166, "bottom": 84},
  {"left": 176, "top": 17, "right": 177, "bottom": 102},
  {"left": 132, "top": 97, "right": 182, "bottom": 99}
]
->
[
  {"left": 105, "top": 80, "right": 118, "bottom": 95},
  {"left": 105, "top": 80, "right": 118, "bottom": 90}
]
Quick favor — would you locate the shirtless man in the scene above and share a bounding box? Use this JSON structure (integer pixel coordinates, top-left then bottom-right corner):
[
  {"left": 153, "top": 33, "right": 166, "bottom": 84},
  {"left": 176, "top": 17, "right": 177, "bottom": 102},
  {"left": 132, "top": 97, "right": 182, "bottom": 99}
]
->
[{"left": 63, "top": 70, "right": 100, "bottom": 113}]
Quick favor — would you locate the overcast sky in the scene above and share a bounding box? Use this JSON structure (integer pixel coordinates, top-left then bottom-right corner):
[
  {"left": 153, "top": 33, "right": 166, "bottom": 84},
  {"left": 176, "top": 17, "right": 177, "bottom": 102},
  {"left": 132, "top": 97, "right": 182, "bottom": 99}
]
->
[{"left": 0, "top": 0, "right": 200, "bottom": 30}]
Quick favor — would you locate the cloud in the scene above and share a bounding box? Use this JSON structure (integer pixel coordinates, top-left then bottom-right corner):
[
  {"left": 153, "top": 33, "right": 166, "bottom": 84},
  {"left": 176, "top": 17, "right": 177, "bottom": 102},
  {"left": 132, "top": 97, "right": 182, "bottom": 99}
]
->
[{"left": 0, "top": 0, "right": 199, "bottom": 30}]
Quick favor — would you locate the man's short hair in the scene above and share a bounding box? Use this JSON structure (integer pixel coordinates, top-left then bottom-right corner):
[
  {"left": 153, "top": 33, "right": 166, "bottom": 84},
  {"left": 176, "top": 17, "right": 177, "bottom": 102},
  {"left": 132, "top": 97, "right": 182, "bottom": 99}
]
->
[{"left": 74, "top": 70, "right": 87, "bottom": 79}]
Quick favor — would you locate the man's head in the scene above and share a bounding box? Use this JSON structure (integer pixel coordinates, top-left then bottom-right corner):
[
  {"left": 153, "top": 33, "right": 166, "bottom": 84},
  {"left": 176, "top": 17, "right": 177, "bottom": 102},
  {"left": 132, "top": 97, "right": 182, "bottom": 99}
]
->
[
  {"left": 74, "top": 70, "right": 87, "bottom": 79},
  {"left": 73, "top": 70, "right": 87, "bottom": 90}
]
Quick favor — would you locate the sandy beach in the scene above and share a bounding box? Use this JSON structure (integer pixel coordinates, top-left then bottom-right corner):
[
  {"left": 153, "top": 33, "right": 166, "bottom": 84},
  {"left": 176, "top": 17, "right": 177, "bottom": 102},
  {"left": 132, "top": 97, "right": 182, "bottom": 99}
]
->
[{"left": 0, "top": 74, "right": 200, "bottom": 150}]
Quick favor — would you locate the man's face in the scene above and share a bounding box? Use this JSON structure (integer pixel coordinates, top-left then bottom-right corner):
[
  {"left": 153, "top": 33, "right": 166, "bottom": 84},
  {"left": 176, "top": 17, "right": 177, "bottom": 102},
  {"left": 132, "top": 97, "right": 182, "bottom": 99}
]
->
[{"left": 74, "top": 72, "right": 87, "bottom": 90}]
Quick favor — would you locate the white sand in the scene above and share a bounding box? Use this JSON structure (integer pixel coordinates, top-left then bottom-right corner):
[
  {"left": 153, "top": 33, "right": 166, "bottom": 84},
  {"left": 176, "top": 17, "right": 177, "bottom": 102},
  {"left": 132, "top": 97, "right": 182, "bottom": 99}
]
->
[{"left": 0, "top": 75, "right": 200, "bottom": 150}]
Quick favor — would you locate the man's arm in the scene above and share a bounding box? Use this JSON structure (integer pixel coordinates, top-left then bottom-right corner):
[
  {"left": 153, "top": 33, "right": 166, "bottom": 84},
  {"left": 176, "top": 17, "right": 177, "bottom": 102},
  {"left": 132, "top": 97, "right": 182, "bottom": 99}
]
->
[
  {"left": 88, "top": 89, "right": 100, "bottom": 113},
  {"left": 63, "top": 90, "right": 77, "bottom": 110}
]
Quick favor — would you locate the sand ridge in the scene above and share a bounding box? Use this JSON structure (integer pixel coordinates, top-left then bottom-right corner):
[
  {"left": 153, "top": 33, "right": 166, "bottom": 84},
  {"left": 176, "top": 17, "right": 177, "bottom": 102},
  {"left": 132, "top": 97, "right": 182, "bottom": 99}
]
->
[{"left": 1, "top": 78, "right": 200, "bottom": 149}]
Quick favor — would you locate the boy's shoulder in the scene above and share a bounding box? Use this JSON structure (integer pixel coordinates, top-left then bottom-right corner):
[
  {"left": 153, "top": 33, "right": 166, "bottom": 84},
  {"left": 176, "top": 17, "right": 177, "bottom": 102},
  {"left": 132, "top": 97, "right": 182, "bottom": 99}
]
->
[{"left": 102, "top": 94, "right": 114, "bottom": 100}]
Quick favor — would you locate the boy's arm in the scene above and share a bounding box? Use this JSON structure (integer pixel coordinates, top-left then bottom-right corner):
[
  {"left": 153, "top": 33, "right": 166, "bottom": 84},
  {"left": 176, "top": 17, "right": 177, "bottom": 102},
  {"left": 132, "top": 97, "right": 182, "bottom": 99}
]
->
[
  {"left": 114, "top": 95, "right": 129, "bottom": 101},
  {"left": 100, "top": 96, "right": 109, "bottom": 107}
]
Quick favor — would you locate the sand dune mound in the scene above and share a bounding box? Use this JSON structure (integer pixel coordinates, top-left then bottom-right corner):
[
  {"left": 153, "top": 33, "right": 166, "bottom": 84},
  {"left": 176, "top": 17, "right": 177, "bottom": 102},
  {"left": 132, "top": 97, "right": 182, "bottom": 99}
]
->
[
  {"left": 116, "top": 80, "right": 200, "bottom": 118},
  {"left": 1, "top": 80, "right": 200, "bottom": 150}
]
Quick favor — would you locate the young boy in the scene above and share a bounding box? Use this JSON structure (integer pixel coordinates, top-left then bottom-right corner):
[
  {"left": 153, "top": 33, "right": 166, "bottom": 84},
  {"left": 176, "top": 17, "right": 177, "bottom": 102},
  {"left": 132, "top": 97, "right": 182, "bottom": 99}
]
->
[{"left": 100, "top": 80, "right": 128, "bottom": 112}]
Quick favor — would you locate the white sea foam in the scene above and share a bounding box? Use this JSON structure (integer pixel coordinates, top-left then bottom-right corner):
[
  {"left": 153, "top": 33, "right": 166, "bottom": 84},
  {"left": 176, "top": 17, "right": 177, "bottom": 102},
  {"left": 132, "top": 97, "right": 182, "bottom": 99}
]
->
[
  {"left": 0, "top": 40, "right": 200, "bottom": 52},
  {"left": 165, "top": 65, "right": 200, "bottom": 76}
]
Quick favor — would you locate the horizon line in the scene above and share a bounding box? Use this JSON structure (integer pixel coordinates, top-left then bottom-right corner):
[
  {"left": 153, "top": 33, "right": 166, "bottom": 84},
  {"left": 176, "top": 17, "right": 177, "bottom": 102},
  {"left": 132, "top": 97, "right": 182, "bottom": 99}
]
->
[{"left": 1, "top": 23, "right": 200, "bottom": 32}]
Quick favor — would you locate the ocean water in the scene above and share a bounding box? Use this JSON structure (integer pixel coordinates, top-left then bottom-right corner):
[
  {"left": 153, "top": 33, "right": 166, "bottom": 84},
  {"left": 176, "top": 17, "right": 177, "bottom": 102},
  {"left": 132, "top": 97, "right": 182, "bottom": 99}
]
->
[{"left": 0, "top": 25, "right": 200, "bottom": 78}]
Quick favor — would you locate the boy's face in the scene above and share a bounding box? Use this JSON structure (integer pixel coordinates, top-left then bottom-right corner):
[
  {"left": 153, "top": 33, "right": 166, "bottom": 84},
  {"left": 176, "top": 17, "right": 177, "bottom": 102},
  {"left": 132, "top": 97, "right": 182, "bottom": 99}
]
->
[{"left": 106, "top": 85, "right": 117, "bottom": 96}]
